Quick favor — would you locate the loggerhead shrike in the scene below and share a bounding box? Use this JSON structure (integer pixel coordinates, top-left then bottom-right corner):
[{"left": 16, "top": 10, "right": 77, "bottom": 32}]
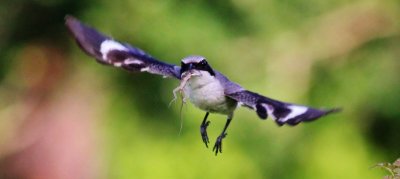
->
[{"left": 65, "top": 16, "right": 340, "bottom": 155}]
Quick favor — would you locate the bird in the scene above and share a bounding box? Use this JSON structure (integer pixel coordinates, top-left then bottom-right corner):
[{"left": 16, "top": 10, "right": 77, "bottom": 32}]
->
[{"left": 65, "top": 15, "right": 340, "bottom": 155}]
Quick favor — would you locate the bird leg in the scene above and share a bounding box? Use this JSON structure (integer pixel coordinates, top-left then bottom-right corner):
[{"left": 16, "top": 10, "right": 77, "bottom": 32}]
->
[
  {"left": 200, "top": 112, "right": 210, "bottom": 147},
  {"left": 213, "top": 114, "right": 233, "bottom": 155}
]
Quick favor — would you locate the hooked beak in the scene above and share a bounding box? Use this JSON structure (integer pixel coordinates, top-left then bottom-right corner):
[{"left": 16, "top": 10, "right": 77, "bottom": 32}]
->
[
  {"left": 182, "top": 63, "right": 194, "bottom": 76},
  {"left": 182, "top": 64, "right": 201, "bottom": 78},
  {"left": 181, "top": 63, "right": 201, "bottom": 78}
]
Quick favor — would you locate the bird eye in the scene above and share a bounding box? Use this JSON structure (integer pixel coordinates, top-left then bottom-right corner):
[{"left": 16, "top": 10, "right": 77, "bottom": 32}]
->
[{"left": 200, "top": 60, "right": 207, "bottom": 66}]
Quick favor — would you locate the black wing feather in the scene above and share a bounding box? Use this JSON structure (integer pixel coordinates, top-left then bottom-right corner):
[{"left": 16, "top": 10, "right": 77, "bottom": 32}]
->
[
  {"left": 227, "top": 90, "right": 340, "bottom": 126},
  {"left": 65, "top": 15, "right": 181, "bottom": 79}
]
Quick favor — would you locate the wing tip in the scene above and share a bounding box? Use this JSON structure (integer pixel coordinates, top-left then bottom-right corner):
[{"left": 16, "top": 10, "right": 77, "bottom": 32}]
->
[
  {"left": 65, "top": 15, "right": 82, "bottom": 36},
  {"left": 65, "top": 15, "right": 109, "bottom": 61},
  {"left": 324, "top": 107, "right": 342, "bottom": 114},
  {"left": 65, "top": 15, "right": 76, "bottom": 26}
]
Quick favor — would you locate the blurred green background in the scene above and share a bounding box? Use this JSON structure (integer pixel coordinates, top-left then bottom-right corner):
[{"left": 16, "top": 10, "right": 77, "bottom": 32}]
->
[{"left": 0, "top": 0, "right": 399, "bottom": 178}]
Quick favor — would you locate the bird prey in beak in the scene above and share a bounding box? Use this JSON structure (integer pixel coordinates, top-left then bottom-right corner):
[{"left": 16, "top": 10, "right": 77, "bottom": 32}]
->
[{"left": 65, "top": 15, "right": 340, "bottom": 155}]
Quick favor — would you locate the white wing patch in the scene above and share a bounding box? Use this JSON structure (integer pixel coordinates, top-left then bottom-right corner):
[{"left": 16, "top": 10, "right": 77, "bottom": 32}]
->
[
  {"left": 113, "top": 62, "right": 123, "bottom": 67},
  {"left": 124, "top": 58, "right": 144, "bottom": 65},
  {"left": 261, "top": 103, "right": 308, "bottom": 122},
  {"left": 261, "top": 103, "right": 277, "bottom": 120},
  {"left": 100, "top": 40, "right": 128, "bottom": 59},
  {"left": 140, "top": 67, "right": 150, "bottom": 72},
  {"left": 279, "top": 105, "right": 308, "bottom": 122}
]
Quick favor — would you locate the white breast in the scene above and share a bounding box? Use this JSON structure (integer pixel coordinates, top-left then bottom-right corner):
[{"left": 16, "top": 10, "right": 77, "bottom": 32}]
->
[{"left": 183, "top": 71, "right": 235, "bottom": 114}]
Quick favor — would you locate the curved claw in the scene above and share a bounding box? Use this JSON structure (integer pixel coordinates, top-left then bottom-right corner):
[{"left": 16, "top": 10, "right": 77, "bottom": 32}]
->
[
  {"left": 200, "top": 121, "right": 210, "bottom": 147},
  {"left": 212, "top": 133, "right": 227, "bottom": 155}
]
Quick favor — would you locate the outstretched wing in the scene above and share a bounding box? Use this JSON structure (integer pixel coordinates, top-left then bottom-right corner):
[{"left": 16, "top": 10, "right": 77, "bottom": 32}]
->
[
  {"left": 65, "top": 15, "right": 181, "bottom": 79},
  {"left": 227, "top": 90, "right": 340, "bottom": 126}
]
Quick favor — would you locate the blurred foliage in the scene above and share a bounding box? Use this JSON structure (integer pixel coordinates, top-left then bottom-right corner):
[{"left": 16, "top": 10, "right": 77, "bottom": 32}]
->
[{"left": 0, "top": 0, "right": 400, "bottom": 178}]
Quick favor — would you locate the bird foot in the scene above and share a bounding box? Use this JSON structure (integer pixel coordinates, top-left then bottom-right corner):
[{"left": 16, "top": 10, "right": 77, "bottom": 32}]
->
[
  {"left": 212, "top": 133, "right": 227, "bottom": 155},
  {"left": 200, "top": 121, "right": 210, "bottom": 147}
]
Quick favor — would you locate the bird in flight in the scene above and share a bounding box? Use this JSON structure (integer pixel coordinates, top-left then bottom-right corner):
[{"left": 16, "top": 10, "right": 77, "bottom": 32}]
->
[{"left": 65, "top": 15, "right": 340, "bottom": 155}]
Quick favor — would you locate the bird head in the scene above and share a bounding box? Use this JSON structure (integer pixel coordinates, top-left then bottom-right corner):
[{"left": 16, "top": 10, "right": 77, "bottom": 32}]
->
[{"left": 180, "top": 56, "right": 215, "bottom": 77}]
